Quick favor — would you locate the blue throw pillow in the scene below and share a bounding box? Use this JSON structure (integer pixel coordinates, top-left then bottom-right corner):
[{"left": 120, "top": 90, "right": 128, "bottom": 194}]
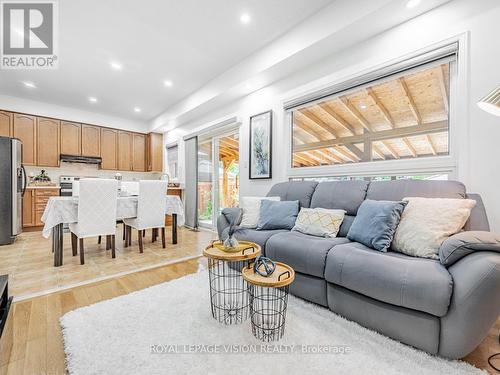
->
[
  {"left": 257, "top": 200, "right": 299, "bottom": 230},
  {"left": 347, "top": 199, "right": 407, "bottom": 252}
]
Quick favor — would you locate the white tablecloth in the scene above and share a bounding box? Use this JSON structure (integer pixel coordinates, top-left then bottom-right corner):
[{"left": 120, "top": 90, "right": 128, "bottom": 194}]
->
[{"left": 41, "top": 195, "right": 185, "bottom": 238}]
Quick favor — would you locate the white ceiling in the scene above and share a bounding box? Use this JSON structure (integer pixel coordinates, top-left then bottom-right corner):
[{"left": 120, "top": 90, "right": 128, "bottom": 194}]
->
[{"left": 0, "top": 0, "right": 334, "bottom": 123}]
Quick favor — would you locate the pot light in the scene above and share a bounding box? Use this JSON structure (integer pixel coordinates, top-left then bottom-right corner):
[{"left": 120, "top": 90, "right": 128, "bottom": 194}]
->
[
  {"left": 110, "top": 61, "right": 122, "bottom": 70},
  {"left": 240, "top": 13, "right": 251, "bottom": 25},
  {"left": 134, "top": 107, "right": 141, "bottom": 113},
  {"left": 359, "top": 103, "right": 367, "bottom": 109},
  {"left": 22, "top": 81, "right": 36, "bottom": 88},
  {"left": 406, "top": 0, "right": 421, "bottom": 9},
  {"left": 164, "top": 80, "right": 173, "bottom": 87},
  {"left": 88, "top": 97, "right": 98, "bottom": 103}
]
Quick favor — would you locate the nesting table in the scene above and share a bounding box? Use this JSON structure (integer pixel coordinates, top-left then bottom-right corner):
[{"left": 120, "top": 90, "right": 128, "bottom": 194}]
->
[
  {"left": 243, "top": 261, "right": 295, "bottom": 342},
  {"left": 203, "top": 241, "right": 261, "bottom": 325}
]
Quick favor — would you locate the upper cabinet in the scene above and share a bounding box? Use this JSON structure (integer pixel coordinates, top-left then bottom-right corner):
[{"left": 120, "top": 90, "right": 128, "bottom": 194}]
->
[
  {"left": 60, "top": 121, "right": 81, "bottom": 155},
  {"left": 0, "top": 111, "right": 13, "bottom": 137},
  {"left": 118, "top": 131, "right": 132, "bottom": 171},
  {"left": 132, "top": 133, "right": 146, "bottom": 172},
  {"left": 13, "top": 113, "right": 36, "bottom": 165},
  {"left": 36, "top": 117, "right": 60, "bottom": 167},
  {"left": 147, "top": 133, "right": 163, "bottom": 172},
  {"left": 100, "top": 128, "right": 118, "bottom": 170},
  {"left": 81, "top": 124, "right": 100, "bottom": 157}
]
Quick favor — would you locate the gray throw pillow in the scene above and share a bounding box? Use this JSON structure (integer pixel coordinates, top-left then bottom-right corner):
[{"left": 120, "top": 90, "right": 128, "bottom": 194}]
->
[
  {"left": 257, "top": 200, "right": 299, "bottom": 230},
  {"left": 439, "top": 231, "right": 500, "bottom": 266},
  {"left": 347, "top": 199, "right": 407, "bottom": 252}
]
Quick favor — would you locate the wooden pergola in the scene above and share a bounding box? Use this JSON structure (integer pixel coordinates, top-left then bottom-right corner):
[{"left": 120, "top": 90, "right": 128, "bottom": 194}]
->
[{"left": 292, "top": 63, "right": 450, "bottom": 167}]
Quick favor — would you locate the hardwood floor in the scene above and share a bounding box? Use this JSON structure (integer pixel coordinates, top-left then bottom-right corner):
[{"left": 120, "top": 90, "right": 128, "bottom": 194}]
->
[
  {"left": 0, "top": 230, "right": 497, "bottom": 374},
  {"left": 0, "top": 226, "right": 216, "bottom": 299}
]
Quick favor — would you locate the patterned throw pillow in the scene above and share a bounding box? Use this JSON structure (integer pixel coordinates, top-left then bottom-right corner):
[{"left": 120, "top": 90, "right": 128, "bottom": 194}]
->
[
  {"left": 392, "top": 197, "right": 476, "bottom": 259},
  {"left": 292, "top": 208, "right": 345, "bottom": 238}
]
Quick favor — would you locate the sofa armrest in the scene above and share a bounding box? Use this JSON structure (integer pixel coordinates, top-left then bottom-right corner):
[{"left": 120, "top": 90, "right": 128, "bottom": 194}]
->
[
  {"left": 216, "top": 208, "right": 242, "bottom": 240},
  {"left": 439, "top": 231, "right": 500, "bottom": 267},
  {"left": 439, "top": 252, "right": 500, "bottom": 358}
]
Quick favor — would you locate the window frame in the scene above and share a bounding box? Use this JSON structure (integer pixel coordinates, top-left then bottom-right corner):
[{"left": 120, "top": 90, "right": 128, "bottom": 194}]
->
[{"left": 284, "top": 34, "right": 469, "bottom": 182}]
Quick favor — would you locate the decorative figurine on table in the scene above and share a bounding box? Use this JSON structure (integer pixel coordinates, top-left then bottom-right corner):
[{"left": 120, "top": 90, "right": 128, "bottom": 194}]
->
[
  {"left": 222, "top": 210, "right": 242, "bottom": 250},
  {"left": 253, "top": 255, "right": 276, "bottom": 277}
]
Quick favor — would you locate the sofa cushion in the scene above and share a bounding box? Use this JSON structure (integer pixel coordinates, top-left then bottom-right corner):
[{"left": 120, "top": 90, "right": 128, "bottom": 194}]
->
[
  {"left": 267, "top": 181, "right": 318, "bottom": 208},
  {"left": 234, "top": 228, "right": 287, "bottom": 254},
  {"left": 266, "top": 232, "right": 350, "bottom": 278},
  {"left": 325, "top": 242, "right": 453, "bottom": 316},
  {"left": 310, "top": 180, "right": 369, "bottom": 215},
  {"left": 366, "top": 180, "right": 466, "bottom": 201},
  {"left": 257, "top": 200, "right": 299, "bottom": 230}
]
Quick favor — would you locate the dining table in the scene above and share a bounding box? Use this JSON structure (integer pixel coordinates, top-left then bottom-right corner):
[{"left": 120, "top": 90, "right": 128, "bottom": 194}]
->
[{"left": 41, "top": 195, "right": 185, "bottom": 267}]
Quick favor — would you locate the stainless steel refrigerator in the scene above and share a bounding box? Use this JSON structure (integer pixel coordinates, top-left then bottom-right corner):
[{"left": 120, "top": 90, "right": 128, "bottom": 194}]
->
[{"left": 0, "top": 137, "right": 27, "bottom": 245}]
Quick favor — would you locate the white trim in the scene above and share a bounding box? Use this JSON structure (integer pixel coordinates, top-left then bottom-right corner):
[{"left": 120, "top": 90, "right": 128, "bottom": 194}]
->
[
  {"left": 183, "top": 115, "right": 240, "bottom": 140},
  {"left": 285, "top": 33, "right": 468, "bottom": 181}
]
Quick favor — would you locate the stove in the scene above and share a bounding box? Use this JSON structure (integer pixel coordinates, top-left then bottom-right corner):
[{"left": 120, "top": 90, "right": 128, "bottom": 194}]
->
[{"left": 59, "top": 176, "right": 80, "bottom": 196}]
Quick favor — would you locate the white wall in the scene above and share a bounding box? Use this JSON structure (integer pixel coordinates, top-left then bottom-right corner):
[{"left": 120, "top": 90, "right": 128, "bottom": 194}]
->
[
  {"left": 166, "top": 0, "right": 500, "bottom": 231},
  {"left": 0, "top": 94, "right": 148, "bottom": 132}
]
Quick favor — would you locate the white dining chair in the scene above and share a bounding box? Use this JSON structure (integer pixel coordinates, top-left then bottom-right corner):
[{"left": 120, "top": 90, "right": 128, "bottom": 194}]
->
[
  {"left": 123, "top": 180, "right": 167, "bottom": 252},
  {"left": 69, "top": 178, "right": 119, "bottom": 265}
]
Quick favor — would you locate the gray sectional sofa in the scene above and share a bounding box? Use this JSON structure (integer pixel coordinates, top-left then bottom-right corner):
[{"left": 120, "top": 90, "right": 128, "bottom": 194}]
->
[{"left": 217, "top": 180, "right": 500, "bottom": 359}]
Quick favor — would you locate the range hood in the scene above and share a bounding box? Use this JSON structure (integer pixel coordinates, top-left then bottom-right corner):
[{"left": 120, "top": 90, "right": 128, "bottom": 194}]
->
[{"left": 60, "top": 154, "right": 102, "bottom": 164}]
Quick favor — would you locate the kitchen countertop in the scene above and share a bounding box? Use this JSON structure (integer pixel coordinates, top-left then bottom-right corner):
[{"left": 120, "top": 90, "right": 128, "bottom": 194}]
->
[{"left": 27, "top": 185, "right": 60, "bottom": 189}]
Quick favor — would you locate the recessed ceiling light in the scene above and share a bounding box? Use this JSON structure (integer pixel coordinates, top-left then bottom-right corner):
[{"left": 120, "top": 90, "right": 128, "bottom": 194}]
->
[
  {"left": 406, "top": 0, "right": 421, "bottom": 9},
  {"left": 240, "top": 13, "right": 251, "bottom": 25},
  {"left": 110, "top": 61, "right": 122, "bottom": 70},
  {"left": 22, "top": 81, "right": 36, "bottom": 88},
  {"left": 164, "top": 80, "right": 173, "bottom": 87},
  {"left": 88, "top": 97, "right": 98, "bottom": 103},
  {"left": 134, "top": 107, "right": 141, "bottom": 113},
  {"left": 359, "top": 103, "right": 367, "bottom": 109}
]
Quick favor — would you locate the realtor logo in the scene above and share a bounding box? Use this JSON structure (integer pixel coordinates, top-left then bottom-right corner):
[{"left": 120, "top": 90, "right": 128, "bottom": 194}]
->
[{"left": 1, "top": 0, "right": 58, "bottom": 69}]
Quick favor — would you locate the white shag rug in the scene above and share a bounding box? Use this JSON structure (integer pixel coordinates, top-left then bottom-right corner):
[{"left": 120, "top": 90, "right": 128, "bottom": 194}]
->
[{"left": 60, "top": 271, "right": 484, "bottom": 375}]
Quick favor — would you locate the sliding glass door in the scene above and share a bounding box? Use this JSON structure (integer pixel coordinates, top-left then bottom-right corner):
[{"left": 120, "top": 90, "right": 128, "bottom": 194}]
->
[{"left": 198, "top": 131, "right": 239, "bottom": 228}]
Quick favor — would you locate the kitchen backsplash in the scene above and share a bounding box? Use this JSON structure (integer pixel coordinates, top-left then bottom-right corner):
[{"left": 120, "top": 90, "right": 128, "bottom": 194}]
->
[{"left": 26, "top": 163, "right": 161, "bottom": 184}]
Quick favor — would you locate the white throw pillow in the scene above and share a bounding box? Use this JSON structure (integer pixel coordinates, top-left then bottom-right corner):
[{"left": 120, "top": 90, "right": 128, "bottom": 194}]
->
[
  {"left": 392, "top": 197, "right": 476, "bottom": 259},
  {"left": 292, "top": 208, "right": 346, "bottom": 238},
  {"left": 239, "top": 196, "right": 280, "bottom": 228}
]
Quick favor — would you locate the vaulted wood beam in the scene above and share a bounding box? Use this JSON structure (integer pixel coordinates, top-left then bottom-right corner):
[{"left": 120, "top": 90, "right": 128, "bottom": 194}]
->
[
  {"left": 311, "top": 150, "right": 340, "bottom": 164},
  {"left": 366, "top": 87, "right": 395, "bottom": 129},
  {"left": 317, "top": 103, "right": 356, "bottom": 134},
  {"left": 338, "top": 96, "right": 372, "bottom": 132},
  {"left": 293, "top": 121, "right": 447, "bottom": 152},
  {"left": 297, "top": 109, "right": 338, "bottom": 138},
  {"left": 436, "top": 65, "right": 449, "bottom": 114},
  {"left": 304, "top": 151, "right": 331, "bottom": 165},
  {"left": 402, "top": 138, "right": 417, "bottom": 157},
  {"left": 398, "top": 77, "right": 422, "bottom": 125},
  {"left": 293, "top": 153, "right": 315, "bottom": 166},
  {"left": 332, "top": 146, "right": 359, "bottom": 162},
  {"left": 372, "top": 145, "right": 386, "bottom": 160},
  {"left": 426, "top": 135, "right": 437, "bottom": 155},
  {"left": 324, "top": 149, "right": 344, "bottom": 163},
  {"left": 343, "top": 144, "right": 364, "bottom": 160},
  {"left": 381, "top": 141, "right": 400, "bottom": 159},
  {"left": 293, "top": 117, "right": 323, "bottom": 140}
]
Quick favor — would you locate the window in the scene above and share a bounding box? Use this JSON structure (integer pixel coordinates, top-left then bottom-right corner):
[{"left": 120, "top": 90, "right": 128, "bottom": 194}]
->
[
  {"left": 290, "top": 173, "right": 448, "bottom": 182},
  {"left": 291, "top": 62, "right": 451, "bottom": 168},
  {"left": 166, "top": 144, "right": 178, "bottom": 180}
]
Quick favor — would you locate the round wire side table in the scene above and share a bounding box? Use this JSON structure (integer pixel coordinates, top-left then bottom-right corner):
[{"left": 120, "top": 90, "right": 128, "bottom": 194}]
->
[
  {"left": 203, "top": 241, "right": 261, "bottom": 325},
  {"left": 242, "top": 262, "right": 295, "bottom": 342}
]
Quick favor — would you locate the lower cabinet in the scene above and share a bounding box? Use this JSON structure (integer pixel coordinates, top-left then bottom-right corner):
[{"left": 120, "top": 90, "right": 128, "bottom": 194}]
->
[{"left": 23, "top": 188, "right": 60, "bottom": 228}]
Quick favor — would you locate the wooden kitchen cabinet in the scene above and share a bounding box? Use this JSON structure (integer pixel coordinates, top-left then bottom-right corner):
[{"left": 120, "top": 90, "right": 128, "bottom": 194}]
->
[
  {"left": 118, "top": 131, "right": 132, "bottom": 171},
  {"left": 22, "top": 189, "right": 35, "bottom": 227},
  {"left": 146, "top": 132, "right": 163, "bottom": 172},
  {"left": 0, "top": 111, "right": 13, "bottom": 137},
  {"left": 37, "top": 117, "right": 60, "bottom": 167},
  {"left": 60, "top": 121, "right": 81, "bottom": 155},
  {"left": 81, "top": 124, "right": 100, "bottom": 157},
  {"left": 23, "top": 188, "right": 60, "bottom": 228},
  {"left": 13, "top": 113, "right": 36, "bottom": 165},
  {"left": 132, "top": 133, "right": 146, "bottom": 172},
  {"left": 100, "top": 128, "right": 118, "bottom": 170}
]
